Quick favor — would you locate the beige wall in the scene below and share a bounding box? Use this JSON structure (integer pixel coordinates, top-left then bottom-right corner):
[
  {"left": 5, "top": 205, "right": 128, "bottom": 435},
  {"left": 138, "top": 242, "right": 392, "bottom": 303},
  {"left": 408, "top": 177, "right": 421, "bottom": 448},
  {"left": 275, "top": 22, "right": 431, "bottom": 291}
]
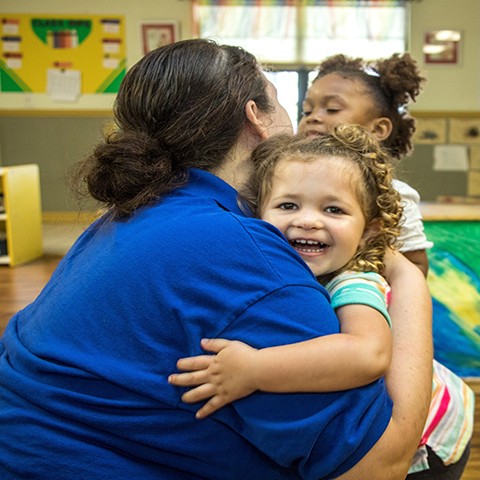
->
[
  {"left": 410, "top": 0, "right": 479, "bottom": 111},
  {"left": 1, "top": 0, "right": 478, "bottom": 111}
]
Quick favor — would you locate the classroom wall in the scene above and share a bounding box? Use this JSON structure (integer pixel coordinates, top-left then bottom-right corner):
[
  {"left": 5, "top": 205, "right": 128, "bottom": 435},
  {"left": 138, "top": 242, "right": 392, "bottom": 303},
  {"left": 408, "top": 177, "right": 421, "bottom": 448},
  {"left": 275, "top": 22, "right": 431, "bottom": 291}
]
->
[
  {"left": 409, "top": 0, "right": 480, "bottom": 111},
  {"left": 0, "top": 116, "right": 108, "bottom": 211},
  {"left": 0, "top": 0, "right": 479, "bottom": 211}
]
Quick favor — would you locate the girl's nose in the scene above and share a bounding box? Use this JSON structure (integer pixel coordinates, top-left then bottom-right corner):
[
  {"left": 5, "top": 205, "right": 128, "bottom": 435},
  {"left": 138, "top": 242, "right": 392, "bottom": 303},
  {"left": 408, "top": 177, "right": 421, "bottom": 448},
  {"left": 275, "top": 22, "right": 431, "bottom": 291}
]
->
[
  {"left": 293, "top": 212, "right": 323, "bottom": 229},
  {"left": 307, "top": 109, "right": 323, "bottom": 124}
]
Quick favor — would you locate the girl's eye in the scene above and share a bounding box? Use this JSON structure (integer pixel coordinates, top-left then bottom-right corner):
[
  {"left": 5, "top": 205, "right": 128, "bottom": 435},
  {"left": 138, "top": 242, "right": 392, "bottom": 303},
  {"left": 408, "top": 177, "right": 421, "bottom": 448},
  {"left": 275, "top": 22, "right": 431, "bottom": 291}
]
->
[
  {"left": 279, "top": 202, "right": 297, "bottom": 210},
  {"left": 301, "top": 110, "right": 312, "bottom": 117},
  {"left": 326, "top": 206, "right": 344, "bottom": 214},
  {"left": 326, "top": 107, "right": 341, "bottom": 113}
]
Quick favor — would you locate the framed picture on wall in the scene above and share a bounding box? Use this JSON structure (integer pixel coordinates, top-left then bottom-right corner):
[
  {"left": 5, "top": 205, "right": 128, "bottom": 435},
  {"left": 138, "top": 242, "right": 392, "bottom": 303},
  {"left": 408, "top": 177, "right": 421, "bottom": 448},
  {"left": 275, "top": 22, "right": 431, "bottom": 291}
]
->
[
  {"left": 141, "top": 22, "right": 179, "bottom": 55},
  {"left": 423, "top": 30, "right": 461, "bottom": 65}
]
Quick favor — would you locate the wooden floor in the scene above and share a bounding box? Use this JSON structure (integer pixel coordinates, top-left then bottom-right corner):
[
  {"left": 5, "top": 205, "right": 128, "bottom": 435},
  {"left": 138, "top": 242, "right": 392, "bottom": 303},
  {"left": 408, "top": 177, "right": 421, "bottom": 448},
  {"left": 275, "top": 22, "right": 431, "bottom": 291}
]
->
[
  {"left": 0, "top": 255, "right": 479, "bottom": 479},
  {"left": 0, "top": 254, "right": 62, "bottom": 328}
]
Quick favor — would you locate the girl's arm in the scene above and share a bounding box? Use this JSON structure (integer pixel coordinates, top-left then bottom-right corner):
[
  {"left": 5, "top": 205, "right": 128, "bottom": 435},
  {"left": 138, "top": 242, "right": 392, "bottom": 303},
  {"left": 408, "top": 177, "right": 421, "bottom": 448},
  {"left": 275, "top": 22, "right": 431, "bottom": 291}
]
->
[
  {"left": 335, "top": 250, "right": 433, "bottom": 480},
  {"left": 169, "top": 299, "right": 392, "bottom": 419}
]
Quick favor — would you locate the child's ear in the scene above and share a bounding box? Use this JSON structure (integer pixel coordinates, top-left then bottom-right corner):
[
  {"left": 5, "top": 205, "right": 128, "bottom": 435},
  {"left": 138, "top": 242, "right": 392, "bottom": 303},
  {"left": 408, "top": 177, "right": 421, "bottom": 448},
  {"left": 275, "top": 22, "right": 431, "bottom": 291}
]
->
[
  {"left": 360, "top": 218, "right": 382, "bottom": 247},
  {"left": 370, "top": 117, "right": 393, "bottom": 142}
]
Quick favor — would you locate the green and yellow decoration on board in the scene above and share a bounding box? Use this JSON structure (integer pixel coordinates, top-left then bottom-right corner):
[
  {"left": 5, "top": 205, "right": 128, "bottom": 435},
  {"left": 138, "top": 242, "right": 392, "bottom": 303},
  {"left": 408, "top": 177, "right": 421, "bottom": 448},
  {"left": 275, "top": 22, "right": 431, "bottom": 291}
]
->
[{"left": 0, "top": 14, "right": 126, "bottom": 94}]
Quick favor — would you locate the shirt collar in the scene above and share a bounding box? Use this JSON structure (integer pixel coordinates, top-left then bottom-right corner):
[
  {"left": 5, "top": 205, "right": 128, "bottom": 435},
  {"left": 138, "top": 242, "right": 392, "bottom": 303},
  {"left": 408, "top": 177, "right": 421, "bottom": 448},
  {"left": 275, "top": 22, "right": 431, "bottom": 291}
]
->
[{"left": 187, "top": 168, "right": 249, "bottom": 216}]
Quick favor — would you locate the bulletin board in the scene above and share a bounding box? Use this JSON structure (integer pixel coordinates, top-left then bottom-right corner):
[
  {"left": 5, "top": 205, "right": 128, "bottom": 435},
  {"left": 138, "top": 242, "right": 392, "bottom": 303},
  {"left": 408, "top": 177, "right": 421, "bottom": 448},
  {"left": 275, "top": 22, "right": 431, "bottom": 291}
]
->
[
  {"left": 0, "top": 14, "right": 126, "bottom": 98},
  {"left": 425, "top": 221, "right": 480, "bottom": 378}
]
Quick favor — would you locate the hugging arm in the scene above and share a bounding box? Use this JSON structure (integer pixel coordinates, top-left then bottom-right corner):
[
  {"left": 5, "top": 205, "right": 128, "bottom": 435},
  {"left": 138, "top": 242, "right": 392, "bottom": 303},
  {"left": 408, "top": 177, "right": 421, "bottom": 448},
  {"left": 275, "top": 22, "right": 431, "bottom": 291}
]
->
[
  {"left": 169, "top": 302, "right": 392, "bottom": 419},
  {"left": 403, "top": 249, "right": 429, "bottom": 277},
  {"left": 170, "top": 252, "right": 433, "bottom": 479}
]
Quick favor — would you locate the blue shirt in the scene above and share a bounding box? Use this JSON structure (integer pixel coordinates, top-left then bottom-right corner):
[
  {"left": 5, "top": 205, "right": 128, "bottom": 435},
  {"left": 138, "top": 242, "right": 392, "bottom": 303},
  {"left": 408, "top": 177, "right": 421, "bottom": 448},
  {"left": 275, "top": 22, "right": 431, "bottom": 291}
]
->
[{"left": 0, "top": 168, "right": 392, "bottom": 479}]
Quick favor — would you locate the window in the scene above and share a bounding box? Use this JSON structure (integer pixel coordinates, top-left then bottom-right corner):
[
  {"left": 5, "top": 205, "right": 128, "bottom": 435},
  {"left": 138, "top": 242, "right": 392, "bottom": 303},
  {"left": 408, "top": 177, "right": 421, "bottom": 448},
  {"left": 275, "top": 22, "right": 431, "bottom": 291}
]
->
[
  {"left": 302, "top": 2, "right": 407, "bottom": 62},
  {"left": 194, "top": 2, "right": 298, "bottom": 64},
  {"left": 261, "top": 70, "right": 323, "bottom": 130},
  {"left": 193, "top": 0, "right": 410, "bottom": 128},
  {"left": 193, "top": 0, "right": 408, "bottom": 65}
]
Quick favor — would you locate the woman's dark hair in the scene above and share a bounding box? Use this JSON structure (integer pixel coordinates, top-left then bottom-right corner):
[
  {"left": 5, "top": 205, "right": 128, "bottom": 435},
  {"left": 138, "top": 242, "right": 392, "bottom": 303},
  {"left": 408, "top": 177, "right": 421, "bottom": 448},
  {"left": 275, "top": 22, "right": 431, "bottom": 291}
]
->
[
  {"left": 72, "top": 39, "right": 273, "bottom": 219},
  {"left": 313, "top": 53, "right": 426, "bottom": 159}
]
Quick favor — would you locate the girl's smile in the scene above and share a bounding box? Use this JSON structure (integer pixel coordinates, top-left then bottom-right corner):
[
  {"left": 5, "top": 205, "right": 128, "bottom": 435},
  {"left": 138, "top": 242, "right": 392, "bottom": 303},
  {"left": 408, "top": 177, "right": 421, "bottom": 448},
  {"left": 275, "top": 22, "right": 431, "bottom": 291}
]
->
[{"left": 289, "top": 238, "right": 328, "bottom": 255}]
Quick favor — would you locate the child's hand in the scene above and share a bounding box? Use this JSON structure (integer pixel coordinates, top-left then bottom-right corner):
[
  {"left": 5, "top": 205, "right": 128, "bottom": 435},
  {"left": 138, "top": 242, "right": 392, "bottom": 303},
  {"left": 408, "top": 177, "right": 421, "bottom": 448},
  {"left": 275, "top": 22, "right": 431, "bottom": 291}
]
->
[
  {"left": 168, "top": 338, "right": 259, "bottom": 419},
  {"left": 383, "top": 248, "right": 409, "bottom": 281}
]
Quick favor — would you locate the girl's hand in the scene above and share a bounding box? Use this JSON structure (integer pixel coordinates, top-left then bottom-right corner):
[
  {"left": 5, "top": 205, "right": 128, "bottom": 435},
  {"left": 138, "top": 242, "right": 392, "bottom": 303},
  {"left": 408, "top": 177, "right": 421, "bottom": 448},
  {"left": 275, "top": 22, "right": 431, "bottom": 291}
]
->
[
  {"left": 383, "top": 248, "right": 413, "bottom": 283},
  {"left": 168, "top": 338, "right": 259, "bottom": 419}
]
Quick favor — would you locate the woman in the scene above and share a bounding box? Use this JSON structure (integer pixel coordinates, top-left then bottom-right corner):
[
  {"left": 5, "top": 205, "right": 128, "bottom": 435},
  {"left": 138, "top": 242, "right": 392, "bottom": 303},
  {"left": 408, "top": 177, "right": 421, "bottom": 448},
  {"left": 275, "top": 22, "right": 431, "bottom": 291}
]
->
[{"left": 0, "top": 39, "right": 432, "bottom": 479}]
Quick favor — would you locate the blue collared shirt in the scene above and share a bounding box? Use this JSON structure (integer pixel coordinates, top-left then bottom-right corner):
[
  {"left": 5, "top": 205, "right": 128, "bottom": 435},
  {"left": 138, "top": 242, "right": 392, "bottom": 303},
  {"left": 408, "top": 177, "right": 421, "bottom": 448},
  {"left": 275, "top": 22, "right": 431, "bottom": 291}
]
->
[{"left": 0, "top": 168, "right": 392, "bottom": 479}]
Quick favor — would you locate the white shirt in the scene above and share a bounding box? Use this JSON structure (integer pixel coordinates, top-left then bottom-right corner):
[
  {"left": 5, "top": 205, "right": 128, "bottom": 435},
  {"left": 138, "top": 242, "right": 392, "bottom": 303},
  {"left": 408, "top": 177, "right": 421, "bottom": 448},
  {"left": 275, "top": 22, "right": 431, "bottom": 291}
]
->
[{"left": 393, "top": 179, "right": 434, "bottom": 252}]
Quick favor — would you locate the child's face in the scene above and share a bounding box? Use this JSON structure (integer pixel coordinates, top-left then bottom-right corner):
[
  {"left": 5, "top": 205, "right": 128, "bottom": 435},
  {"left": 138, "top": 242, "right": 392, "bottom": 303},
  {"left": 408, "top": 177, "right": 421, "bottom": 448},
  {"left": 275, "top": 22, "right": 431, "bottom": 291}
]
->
[
  {"left": 260, "top": 155, "right": 368, "bottom": 277},
  {"left": 297, "top": 73, "right": 379, "bottom": 138}
]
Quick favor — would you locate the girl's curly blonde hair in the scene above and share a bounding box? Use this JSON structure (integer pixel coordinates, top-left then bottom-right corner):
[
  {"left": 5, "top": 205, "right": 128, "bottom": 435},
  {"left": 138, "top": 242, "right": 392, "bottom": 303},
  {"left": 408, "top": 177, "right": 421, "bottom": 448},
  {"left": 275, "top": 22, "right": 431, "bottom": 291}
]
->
[{"left": 241, "top": 124, "right": 403, "bottom": 276}]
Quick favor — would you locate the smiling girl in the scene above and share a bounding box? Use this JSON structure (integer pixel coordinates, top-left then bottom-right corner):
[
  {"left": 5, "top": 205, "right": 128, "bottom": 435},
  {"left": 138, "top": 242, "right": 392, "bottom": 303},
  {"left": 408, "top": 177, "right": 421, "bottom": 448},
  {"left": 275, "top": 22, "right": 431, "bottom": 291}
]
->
[{"left": 169, "top": 124, "right": 403, "bottom": 405}]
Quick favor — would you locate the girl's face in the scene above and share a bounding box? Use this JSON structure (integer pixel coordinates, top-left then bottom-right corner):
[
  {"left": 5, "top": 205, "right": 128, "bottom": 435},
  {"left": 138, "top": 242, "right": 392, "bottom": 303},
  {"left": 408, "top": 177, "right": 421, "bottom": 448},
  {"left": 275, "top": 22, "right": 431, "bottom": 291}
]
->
[
  {"left": 260, "top": 155, "right": 368, "bottom": 277},
  {"left": 297, "top": 73, "right": 379, "bottom": 138}
]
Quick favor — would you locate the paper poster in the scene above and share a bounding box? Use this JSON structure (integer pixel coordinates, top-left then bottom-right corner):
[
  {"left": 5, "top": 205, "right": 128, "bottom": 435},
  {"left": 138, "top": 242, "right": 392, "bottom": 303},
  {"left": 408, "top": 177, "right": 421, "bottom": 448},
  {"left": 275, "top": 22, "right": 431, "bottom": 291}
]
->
[
  {"left": 0, "top": 14, "right": 126, "bottom": 95},
  {"left": 433, "top": 145, "right": 469, "bottom": 172},
  {"left": 47, "top": 68, "right": 81, "bottom": 102}
]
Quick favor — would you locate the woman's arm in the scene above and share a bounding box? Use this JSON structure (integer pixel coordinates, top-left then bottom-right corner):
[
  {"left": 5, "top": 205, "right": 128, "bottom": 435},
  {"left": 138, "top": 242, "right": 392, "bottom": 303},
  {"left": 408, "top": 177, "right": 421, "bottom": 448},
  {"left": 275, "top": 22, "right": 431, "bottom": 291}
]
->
[
  {"left": 336, "top": 251, "right": 433, "bottom": 480},
  {"left": 403, "top": 249, "right": 429, "bottom": 277},
  {"left": 169, "top": 302, "right": 391, "bottom": 419}
]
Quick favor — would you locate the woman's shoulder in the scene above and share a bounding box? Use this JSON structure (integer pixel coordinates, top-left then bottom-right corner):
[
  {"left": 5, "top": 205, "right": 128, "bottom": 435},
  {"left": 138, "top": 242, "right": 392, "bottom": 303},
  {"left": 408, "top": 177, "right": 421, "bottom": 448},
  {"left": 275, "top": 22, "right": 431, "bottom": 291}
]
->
[
  {"left": 222, "top": 212, "right": 319, "bottom": 284},
  {"left": 131, "top": 196, "right": 318, "bottom": 288}
]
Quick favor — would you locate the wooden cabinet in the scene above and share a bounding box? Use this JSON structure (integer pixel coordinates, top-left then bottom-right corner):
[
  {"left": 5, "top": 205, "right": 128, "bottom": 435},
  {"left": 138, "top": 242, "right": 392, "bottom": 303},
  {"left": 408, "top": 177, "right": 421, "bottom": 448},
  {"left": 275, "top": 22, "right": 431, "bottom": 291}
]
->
[{"left": 0, "top": 165, "right": 43, "bottom": 266}]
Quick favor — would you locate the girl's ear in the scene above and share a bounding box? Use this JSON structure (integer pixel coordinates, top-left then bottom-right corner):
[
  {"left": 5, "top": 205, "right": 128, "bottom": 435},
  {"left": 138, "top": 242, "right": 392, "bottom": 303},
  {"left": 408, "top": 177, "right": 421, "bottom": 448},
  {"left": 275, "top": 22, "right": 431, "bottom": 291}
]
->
[
  {"left": 245, "top": 100, "right": 269, "bottom": 140},
  {"left": 370, "top": 117, "right": 393, "bottom": 142}
]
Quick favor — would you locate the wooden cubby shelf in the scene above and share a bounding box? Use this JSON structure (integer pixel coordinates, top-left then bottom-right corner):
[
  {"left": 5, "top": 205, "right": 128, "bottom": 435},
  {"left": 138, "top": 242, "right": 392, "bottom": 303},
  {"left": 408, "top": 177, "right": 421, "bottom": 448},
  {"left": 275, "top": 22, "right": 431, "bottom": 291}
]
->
[{"left": 0, "top": 165, "right": 43, "bottom": 266}]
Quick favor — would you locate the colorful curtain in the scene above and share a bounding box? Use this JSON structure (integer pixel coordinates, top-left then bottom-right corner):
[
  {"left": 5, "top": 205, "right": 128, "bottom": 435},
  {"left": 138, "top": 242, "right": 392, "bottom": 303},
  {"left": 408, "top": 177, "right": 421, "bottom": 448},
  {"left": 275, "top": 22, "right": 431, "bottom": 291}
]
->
[
  {"left": 194, "top": 1, "right": 411, "bottom": 6},
  {"left": 193, "top": 0, "right": 407, "bottom": 63}
]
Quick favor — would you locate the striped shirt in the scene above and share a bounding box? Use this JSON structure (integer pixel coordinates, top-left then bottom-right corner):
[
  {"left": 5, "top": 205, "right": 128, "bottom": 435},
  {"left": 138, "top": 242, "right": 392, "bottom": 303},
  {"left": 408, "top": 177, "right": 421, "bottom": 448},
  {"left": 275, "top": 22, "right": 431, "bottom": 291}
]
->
[{"left": 325, "top": 270, "right": 475, "bottom": 473}]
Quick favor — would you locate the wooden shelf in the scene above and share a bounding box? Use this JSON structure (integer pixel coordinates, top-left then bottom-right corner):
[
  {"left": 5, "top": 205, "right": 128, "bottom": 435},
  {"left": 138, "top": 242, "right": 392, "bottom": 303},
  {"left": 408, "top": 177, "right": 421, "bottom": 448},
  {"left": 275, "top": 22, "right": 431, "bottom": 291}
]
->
[
  {"left": 0, "top": 165, "right": 43, "bottom": 266},
  {"left": 421, "top": 202, "right": 480, "bottom": 221}
]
